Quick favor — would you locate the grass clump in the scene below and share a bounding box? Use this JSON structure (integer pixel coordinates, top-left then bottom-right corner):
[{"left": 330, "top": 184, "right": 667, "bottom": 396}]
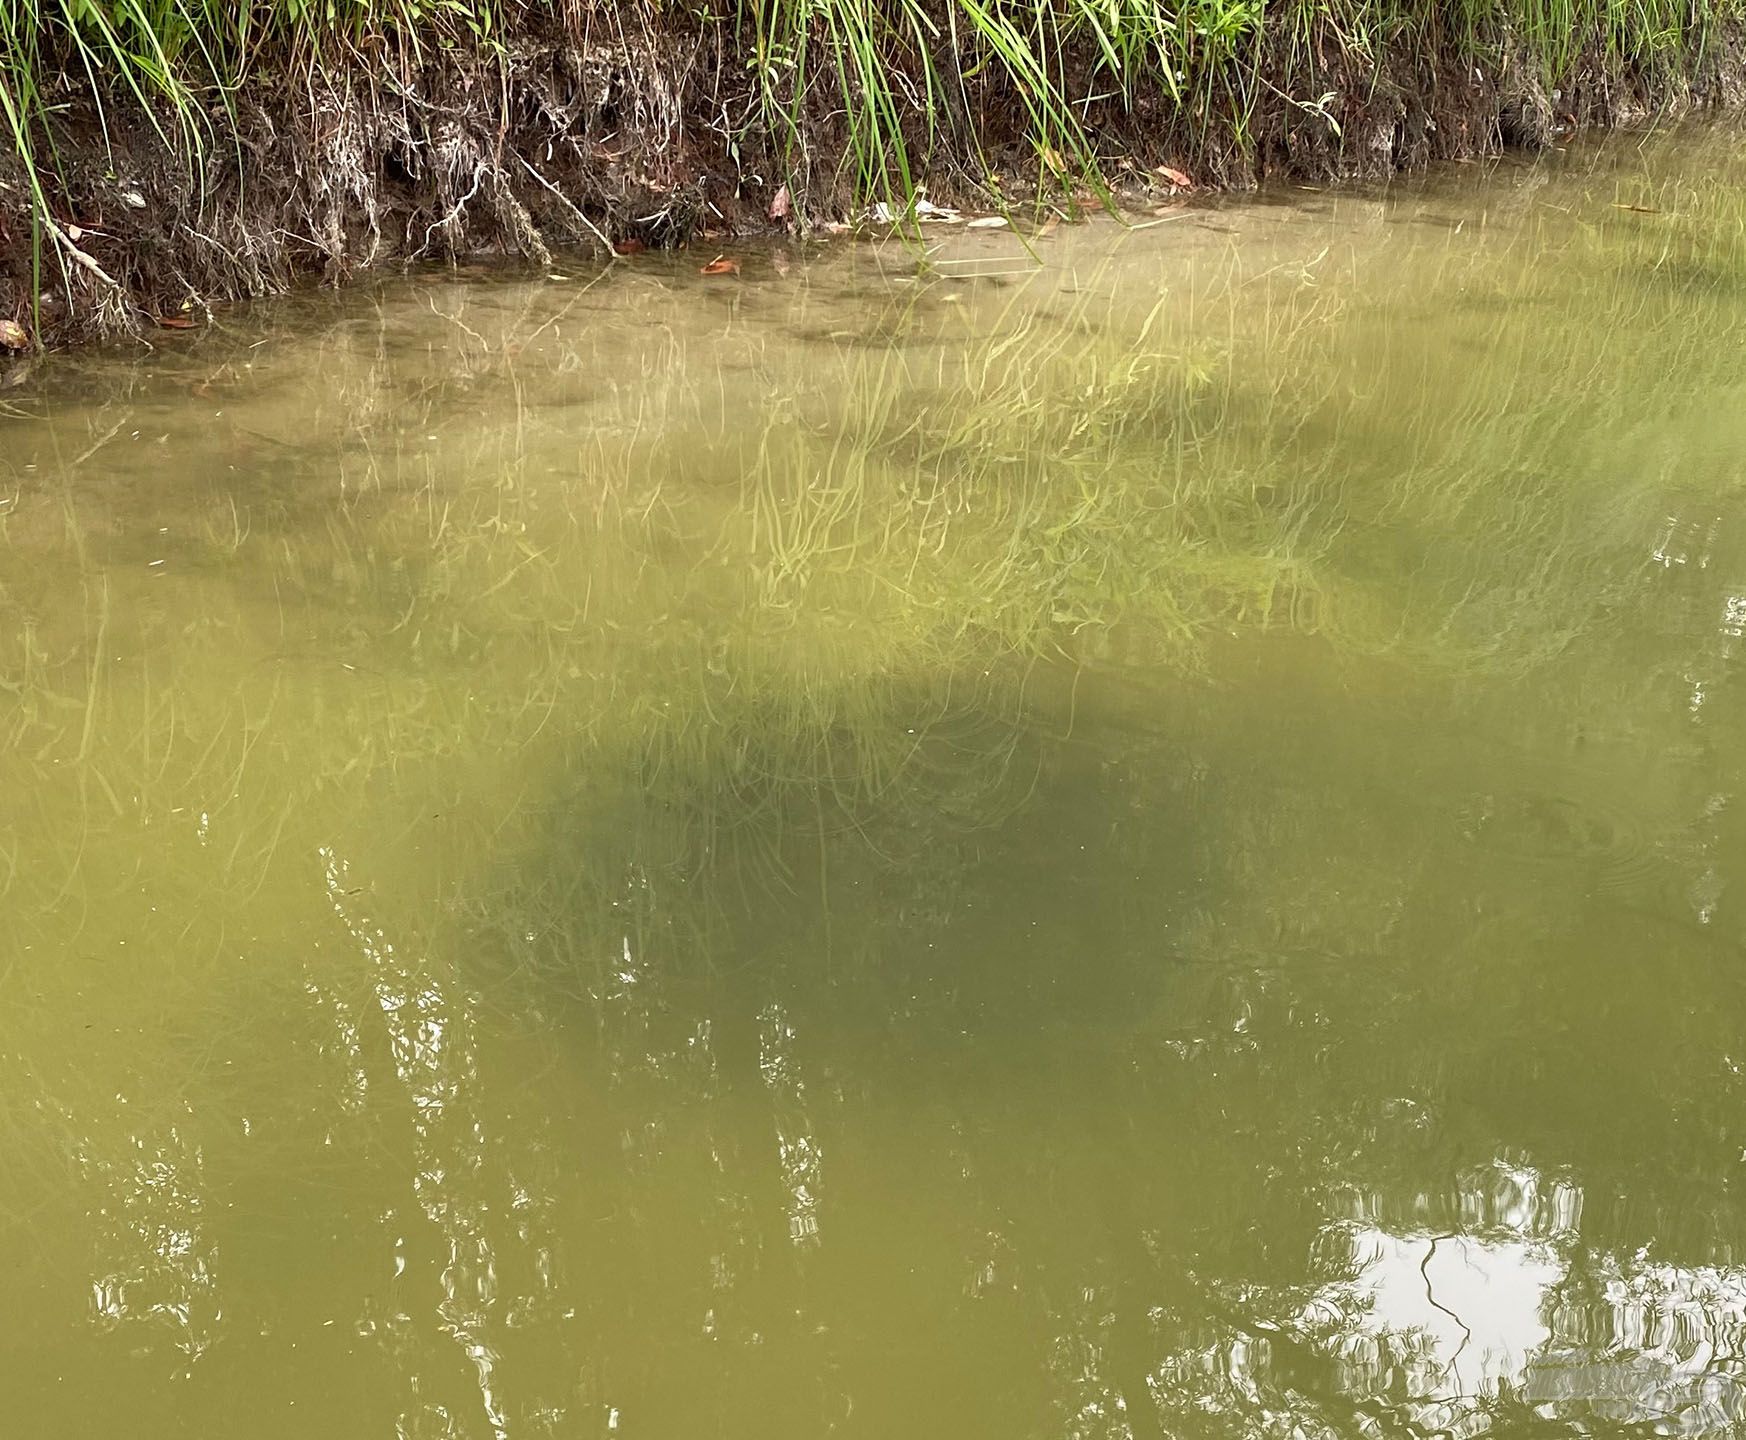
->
[
  {"left": 2, "top": 0, "right": 1745, "bottom": 341},
  {"left": 4, "top": 0, "right": 1739, "bottom": 193}
]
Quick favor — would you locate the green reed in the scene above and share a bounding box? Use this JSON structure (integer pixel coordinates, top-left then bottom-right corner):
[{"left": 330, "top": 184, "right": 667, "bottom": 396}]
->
[{"left": 6, "top": 0, "right": 1744, "bottom": 301}]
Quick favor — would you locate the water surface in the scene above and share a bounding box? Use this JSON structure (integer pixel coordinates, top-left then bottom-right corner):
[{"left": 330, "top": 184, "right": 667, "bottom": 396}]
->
[{"left": 6, "top": 129, "right": 1746, "bottom": 1438}]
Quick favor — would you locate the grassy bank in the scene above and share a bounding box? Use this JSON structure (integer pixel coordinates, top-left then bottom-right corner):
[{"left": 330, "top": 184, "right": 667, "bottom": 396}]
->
[{"left": 3, "top": 0, "right": 1744, "bottom": 344}]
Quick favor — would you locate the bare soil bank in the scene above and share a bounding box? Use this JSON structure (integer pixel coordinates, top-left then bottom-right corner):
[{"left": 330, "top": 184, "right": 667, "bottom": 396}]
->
[{"left": 5, "top": 19, "right": 1744, "bottom": 348}]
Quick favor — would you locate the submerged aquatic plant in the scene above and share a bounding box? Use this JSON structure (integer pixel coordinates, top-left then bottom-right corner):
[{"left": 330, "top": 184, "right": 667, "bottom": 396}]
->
[{"left": 9, "top": 132, "right": 1746, "bottom": 889}]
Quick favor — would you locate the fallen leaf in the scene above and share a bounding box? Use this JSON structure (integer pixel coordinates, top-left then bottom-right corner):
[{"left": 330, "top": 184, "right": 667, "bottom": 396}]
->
[
  {"left": 155, "top": 314, "right": 198, "bottom": 329},
  {"left": 966, "top": 215, "right": 1010, "bottom": 229},
  {"left": 769, "top": 184, "right": 791, "bottom": 222},
  {"left": 699, "top": 256, "right": 740, "bottom": 276},
  {"left": 1038, "top": 146, "right": 1066, "bottom": 172},
  {"left": 66, "top": 224, "right": 83, "bottom": 242},
  {"left": 1155, "top": 164, "right": 1195, "bottom": 189},
  {"left": 0, "top": 318, "right": 29, "bottom": 351},
  {"left": 614, "top": 237, "right": 648, "bottom": 254}
]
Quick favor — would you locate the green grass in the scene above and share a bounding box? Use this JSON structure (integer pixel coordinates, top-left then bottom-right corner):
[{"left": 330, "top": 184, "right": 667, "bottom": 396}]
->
[{"left": 1, "top": 0, "right": 1742, "bottom": 332}]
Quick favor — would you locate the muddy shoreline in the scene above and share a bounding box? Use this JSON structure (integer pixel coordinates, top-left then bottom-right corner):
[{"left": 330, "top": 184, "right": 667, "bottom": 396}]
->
[{"left": 5, "top": 19, "right": 1744, "bottom": 350}]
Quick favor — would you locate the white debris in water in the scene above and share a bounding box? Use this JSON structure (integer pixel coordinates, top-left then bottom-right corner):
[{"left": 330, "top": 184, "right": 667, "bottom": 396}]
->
[{"left": 760, "top": 1001, "right": 823, "bottom": 1248}]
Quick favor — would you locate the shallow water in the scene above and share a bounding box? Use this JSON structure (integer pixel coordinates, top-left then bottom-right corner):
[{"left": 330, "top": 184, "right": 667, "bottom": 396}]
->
[{"left": 6, "top": 128, "right": 1746, "bottom": 1438}]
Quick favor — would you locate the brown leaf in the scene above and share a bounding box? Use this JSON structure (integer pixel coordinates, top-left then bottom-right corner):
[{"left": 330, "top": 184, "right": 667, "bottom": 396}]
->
[
  {"left": 155, "top": 313, "right": 198, "bottom": 330},
  {"left": 1155, "top": 164, "right": 1195, "bottom": 190},
  {"left": 699, "top": 256, "right": 740, "bottom": 276},
  {"left": 0, "top": 318, "right": 29, "bottom": 351},
  {"left": 769, "top": 184, "right": 791, "bottom": 222},
  {"left": 613, "top": 237, "right": 648, "bottom": 255},
  {"left": 1038, "top": 146, "right": 1066, "bottom": 173}
]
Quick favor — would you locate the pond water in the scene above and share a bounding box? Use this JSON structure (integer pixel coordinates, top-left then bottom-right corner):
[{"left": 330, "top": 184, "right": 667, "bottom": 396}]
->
[{"left": 6, "top": 127, "right": 1746, "bottom": 1439}]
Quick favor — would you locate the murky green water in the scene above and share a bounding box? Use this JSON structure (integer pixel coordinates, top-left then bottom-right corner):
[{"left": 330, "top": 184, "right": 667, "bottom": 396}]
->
[{"left": 6, "top": 129, "right": 1746, "bottom": 1438}]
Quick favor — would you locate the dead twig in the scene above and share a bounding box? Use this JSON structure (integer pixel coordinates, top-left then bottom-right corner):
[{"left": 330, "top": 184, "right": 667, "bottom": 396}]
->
[
  {"left": 44, "top": 215, "right": 123, "bottom": 290},
  {"left": 512, "top": 151, "right": 618, "bottom": 261}
]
